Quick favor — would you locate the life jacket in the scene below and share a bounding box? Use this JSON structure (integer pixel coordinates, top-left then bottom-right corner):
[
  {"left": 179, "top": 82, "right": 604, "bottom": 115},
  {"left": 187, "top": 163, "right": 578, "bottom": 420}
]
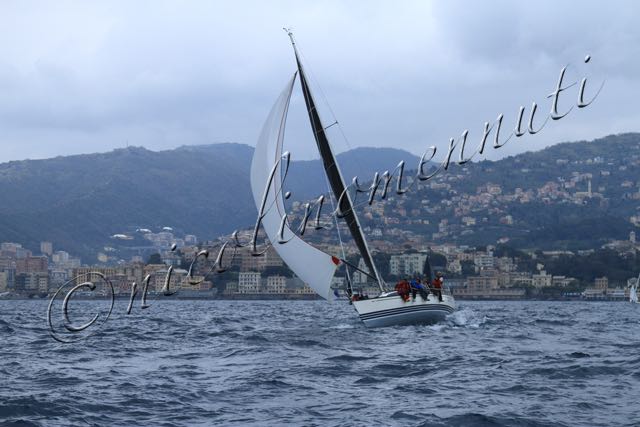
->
[{"left": 432, "top": 278, "right": 443, "bottom": 289}]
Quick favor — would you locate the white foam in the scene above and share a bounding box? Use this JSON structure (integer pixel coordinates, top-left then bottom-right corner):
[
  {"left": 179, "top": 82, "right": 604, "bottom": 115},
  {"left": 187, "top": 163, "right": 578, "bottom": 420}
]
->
[
  {"left": 331, "top": 323, "right": 356, "bottom": 329},
  {"left": 447, "top": 307, "right": 487, "bottom": 328}
]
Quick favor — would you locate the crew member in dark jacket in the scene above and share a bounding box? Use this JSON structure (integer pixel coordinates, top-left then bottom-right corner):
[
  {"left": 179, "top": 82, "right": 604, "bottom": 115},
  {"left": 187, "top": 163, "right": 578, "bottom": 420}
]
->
[{"left": 410, "top": 277, "right": 429, "bottom": 301}]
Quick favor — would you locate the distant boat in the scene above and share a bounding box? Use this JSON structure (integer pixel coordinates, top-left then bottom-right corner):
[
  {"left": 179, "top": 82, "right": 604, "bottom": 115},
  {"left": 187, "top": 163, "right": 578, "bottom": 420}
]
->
[
  {"left": 250, "top": 31, "right": 455, "bottom": 327},
  {"left": 630, "top": 274, "right": 639, "bottom": 303},
  {"left": 111, "top": 234, "right": 132, "bottom": 240}
]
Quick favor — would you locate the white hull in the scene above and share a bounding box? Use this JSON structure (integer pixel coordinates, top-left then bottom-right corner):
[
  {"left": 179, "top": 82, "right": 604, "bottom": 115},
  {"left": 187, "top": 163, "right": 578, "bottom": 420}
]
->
[{"left": 353, "top": 293, "right": 455, "bottom": 327}]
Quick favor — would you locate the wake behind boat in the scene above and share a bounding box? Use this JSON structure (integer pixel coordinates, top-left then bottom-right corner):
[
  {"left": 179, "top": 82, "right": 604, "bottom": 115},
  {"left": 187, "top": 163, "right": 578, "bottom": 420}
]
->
[{"left": 249, "top": 30, "right": 455, "bottom": 327}]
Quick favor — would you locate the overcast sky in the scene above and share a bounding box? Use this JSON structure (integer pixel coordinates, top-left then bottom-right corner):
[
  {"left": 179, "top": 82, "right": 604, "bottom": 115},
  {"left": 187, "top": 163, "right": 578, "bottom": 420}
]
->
[{"left": 0, "top": 0, "right": 638, "bottom": 164}]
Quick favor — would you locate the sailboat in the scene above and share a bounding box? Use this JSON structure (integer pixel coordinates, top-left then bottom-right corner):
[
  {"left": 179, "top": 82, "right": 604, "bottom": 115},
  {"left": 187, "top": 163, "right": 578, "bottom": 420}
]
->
[
  {"left": 250, "top": 31, "right": 455, "bottom": 327},
  {"left": 630, "top": 274, "right": 639, "bottom": 304}
]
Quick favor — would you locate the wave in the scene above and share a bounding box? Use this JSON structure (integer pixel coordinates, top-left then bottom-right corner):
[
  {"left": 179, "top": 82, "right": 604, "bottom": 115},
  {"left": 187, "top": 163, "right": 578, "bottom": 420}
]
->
[
  {"left": 325, "top": 354, "right": 375, "bottom": 362},
  {"left": 1, "top": 299, "right": 637, "bottom": 427},
  {"left": 447, "top": 307, "right": 487, "bottom": 328},
  {"left": 0, "top": 318, "right": 15, "bottom": 334},
  {"left": 416, "top": 413, "right": 570, "bottom": 427}
]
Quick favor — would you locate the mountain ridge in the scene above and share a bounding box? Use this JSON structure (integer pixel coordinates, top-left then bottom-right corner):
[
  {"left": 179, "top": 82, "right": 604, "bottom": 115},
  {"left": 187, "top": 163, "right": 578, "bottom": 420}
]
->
[
  {"left": 0, "top": 143, "right": 419, "bottom": 260},
  {"left": 1, "top": 133, "right": 638, "bottom": 260}
]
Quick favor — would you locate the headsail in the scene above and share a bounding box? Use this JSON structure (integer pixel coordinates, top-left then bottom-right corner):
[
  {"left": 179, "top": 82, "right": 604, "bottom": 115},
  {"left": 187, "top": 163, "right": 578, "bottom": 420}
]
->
[
  {"left": 286, "top": 31, "right": 385, "bottom": 292},
  {"left": 250, "top": 73, "right": 340, "bottom": 300}
]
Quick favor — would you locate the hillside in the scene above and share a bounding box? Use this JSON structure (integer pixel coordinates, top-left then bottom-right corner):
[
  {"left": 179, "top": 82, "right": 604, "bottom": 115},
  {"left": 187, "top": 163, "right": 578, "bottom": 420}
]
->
[
  {"left": 355, "top": 133, "right": 640, "bottom": 251},
  {"left": 0, "top": 144, "right": 418, "bottom": 260},
  {"left": 1, "top": 133, "right": 639, "bottom": 261}
]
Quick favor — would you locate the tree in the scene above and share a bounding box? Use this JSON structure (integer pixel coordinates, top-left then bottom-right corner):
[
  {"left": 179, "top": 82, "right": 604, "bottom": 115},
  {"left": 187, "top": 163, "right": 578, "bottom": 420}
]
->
[
  {"left": 494, "top": 244, "right": 528, "bottom": 259},
  {"left": 461, "top": 260, "right": 475, "bottom": 276},
  {"left": 146, "top": 253, "right": 163, "bottom": 265},
  {"left": 428, "top": 251, "right": 447, "bottom": 270},
  {"left": 263, "top": 265, "right": 293, "bottom": 277}
]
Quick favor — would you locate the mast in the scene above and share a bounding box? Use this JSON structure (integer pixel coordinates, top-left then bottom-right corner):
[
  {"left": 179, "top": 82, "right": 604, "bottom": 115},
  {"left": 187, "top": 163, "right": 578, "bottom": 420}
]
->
[{"left": 285, "top": 30, "right": 385, "bottom": 292}]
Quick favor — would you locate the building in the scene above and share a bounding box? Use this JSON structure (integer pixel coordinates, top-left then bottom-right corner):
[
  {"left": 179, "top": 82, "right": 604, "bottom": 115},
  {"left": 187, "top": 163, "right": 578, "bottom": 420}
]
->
[
  {"left": 353, "top": 258, "right": 371, "bottom": 285},
  {"left": 466, "top": 275, "right": 499, "bottom": 291},
  {"left": 455, "top": 274, "right": 524, "bottom": 299},
  {"left": 0, "top": 243, "right": 31, "bottom": 259},
  {"left": 73, "top": 267, "right": 119, "bottom": 283},
  {"left": 14, "top": 272, "right": 48, "bottom": 293},
  {"left": 474, "top": 254, "right": 494, "bottom": 271},
  {"left": 608, "top": 288, "right": 626, "bottom": 299},
  {"left": 495, "top": 257, "right": 516, "bottom": 272},
  {"left": 582, "top": 287, "right": 607, "bottom": 299},
  {"left": 49, "top": 270, "right": 69, "bottom": 289},
  {"left": 552, "top": 276, "right": 577, "bottom": 287},
  {"left": 296, "top": 283, "right": 316, "bottom": 295},
  {"left": 532, "top": 271, "right": 553, "bottom": 288},
  {"left": 238, "top": 246, "right": 284, "bottom": 271},
  {"left": 151, "top": 268, "right": 187, "bottom": 293},
  {"left": 224, "top": 281, "right": 238, "bottom": 295},
  {"left": 16, "top": 256, "right": 48, "bottom": 275},
  {"left": 331, "top": 276, "right": 346, "bottom": 293},
  {"left": 40, "top": 242, "right": 53, "bottom": 256},
  {"left": 0, "top": 272, "right": 7, "bottom": 292},
  {"left": 238, "top": 272, "right": 261, "bottom": 294},
  {"left": 266, "top": 275, "right": 287, "bottom": 294},
  {"left": 448, "top": 259, "right": 462, "bottom": 275},
  {"left": 595, "top": 277, "right": 608, "bottom": 290},
  {"left": 389, "top": 253, "right": 428, "bottom": 277},
  {"left": 52, "top": 251, "right": 69, "bottom": 264}
]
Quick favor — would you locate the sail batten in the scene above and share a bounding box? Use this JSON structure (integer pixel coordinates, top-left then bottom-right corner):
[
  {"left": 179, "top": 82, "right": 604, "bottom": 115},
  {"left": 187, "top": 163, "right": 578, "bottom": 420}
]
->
[{"left": 291, "top": 46, "right": 385, "bottom": 292}]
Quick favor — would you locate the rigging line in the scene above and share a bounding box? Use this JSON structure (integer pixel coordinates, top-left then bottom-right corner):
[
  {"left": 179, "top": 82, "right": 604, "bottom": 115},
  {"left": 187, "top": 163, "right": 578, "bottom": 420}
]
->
[
  {"left": 323, "top": 166, "right": 352, "bottom": 287},
  {"left": 295, "top": 46, "right": 355, "bottom": 153},
  {"left": 339, "top": 258, "right": 378, "bottom": 282},
  {"left": 291, "top": 35, "right": 384, "bottom": 292}
]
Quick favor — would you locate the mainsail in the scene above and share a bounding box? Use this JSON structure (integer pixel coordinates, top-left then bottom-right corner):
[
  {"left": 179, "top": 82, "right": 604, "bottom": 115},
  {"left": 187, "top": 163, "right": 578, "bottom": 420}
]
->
[
  {"left": 287, "top": 32, "right": 385, "bottom": 292},
  {"left": 250, "top": 74, "right": 340, "bottom": 300}
]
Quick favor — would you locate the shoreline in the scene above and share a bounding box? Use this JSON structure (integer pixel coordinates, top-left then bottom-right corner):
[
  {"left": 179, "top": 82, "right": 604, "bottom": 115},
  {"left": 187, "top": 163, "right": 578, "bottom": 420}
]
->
[{"left": 0, "top": 295, "right": 632, "bottom": 302}]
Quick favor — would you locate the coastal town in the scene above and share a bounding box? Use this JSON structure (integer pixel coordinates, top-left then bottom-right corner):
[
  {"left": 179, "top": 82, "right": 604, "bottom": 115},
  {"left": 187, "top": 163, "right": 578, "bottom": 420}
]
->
[
  {"left": 1, "top": 228, "right": 637, "bottom": 300},
  {"left": 2, "top": 135, "right": 639, "bottom": 301}
]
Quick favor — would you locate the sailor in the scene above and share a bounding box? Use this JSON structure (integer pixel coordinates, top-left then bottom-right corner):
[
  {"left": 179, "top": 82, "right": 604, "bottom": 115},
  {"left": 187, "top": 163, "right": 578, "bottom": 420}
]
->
[
  {"left": 395, "top": 279, "right": 411, "bottom": 302},
  {"left": 432, "top": 272, "right": 444, "bottom": 302},
  {"left": 409, "top": 277, "right": 419, "bottom": 301},
  {"left": 410, "top": 277, "right": 429, "bottom": 301}
]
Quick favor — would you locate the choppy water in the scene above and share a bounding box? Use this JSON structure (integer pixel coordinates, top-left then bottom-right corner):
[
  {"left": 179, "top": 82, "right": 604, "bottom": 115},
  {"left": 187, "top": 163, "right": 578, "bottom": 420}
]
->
[{"left": 1, "top": 299, "right": 639, "bottom": 426}]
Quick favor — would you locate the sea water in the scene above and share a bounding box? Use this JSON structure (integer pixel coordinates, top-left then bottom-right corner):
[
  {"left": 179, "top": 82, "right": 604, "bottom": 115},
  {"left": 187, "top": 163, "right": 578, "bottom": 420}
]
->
[{"left": 1, "top": 300, "right": 639, "bottom": 426}]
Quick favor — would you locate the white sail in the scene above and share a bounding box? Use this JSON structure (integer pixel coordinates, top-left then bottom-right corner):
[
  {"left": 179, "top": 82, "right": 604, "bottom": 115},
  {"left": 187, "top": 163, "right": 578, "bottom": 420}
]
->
[
  {"left": 631, "top": 283, "right": 638, "bottom": 303},
  {"left": 250, "top": 74, "right": 340, "bottom": 300}
]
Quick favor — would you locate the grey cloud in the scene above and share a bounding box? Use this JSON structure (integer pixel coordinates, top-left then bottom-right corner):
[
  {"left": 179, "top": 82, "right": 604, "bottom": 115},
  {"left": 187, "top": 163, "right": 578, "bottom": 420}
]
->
[{"left": 0, "top": 0, "right": 638, "bottom": 163}]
